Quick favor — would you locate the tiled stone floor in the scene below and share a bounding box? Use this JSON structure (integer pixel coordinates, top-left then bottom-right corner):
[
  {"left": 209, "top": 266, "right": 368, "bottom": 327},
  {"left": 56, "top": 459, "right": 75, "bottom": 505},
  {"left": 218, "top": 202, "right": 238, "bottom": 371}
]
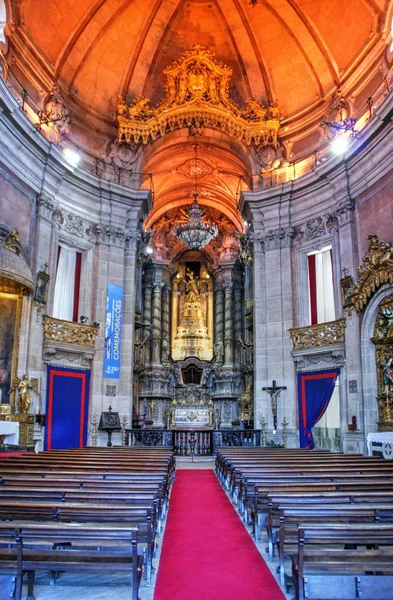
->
[{"left": 12, "top": 459, "right": 292, "bottom": 600}]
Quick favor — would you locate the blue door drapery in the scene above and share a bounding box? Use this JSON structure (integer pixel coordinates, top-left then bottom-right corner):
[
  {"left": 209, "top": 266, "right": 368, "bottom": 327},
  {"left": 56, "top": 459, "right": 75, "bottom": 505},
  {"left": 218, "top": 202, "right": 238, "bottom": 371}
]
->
[{"left": 298, "top": 369, "right": 340, "bottom": 449}]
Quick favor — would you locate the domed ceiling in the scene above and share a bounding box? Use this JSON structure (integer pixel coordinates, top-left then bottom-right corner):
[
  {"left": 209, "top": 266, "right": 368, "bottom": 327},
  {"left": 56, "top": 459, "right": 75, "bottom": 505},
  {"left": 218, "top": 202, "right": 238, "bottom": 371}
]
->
[{"left": 3, "top": 0, "right": 393, "bottom": 227}]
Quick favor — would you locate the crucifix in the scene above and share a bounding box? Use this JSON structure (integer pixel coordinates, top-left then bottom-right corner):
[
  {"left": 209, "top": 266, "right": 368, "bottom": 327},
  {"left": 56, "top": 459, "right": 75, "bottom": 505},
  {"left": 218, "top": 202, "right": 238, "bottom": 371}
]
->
[{"left": 262, "top": 380, "right": 287, "bottom": 433}]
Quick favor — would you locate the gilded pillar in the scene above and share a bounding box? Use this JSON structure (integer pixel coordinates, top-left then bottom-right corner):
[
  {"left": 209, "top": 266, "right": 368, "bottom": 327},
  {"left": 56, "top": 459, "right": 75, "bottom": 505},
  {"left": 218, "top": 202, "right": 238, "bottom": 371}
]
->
[
  {"left": 224, "top": 286, "right": 233, "bottom": 365},
  {"left": 161, "top": 286, "right": 170, "bottom": 364},
  {"left": 215, "top": 286, "right": 224, "bottom": 364},
  {"left": 152, "top": 283, "right": 162, "bottom": 364},
  {"left": 143, "top": 285, "right": 152, "bottom": 364},
  {"left": 208, "top": 289, "right": 214, "bottom": 348}
]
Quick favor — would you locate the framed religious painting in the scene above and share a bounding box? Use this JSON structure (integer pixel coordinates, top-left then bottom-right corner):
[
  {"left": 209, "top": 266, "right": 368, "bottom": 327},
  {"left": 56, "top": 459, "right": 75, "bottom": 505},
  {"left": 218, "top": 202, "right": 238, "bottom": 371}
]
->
[
  {"left": 340, "top": 276, "right": 353, "bottom": 309},
  {"left": 0, "top": 291, "right": 21, "bottom": 410}
]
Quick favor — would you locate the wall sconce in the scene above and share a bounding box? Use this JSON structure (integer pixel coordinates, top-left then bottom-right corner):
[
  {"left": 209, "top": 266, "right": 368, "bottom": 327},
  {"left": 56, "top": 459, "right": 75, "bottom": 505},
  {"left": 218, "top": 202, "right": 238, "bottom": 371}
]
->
[{"left": 34, "top": 268, "right": 50, "bottom": 308}]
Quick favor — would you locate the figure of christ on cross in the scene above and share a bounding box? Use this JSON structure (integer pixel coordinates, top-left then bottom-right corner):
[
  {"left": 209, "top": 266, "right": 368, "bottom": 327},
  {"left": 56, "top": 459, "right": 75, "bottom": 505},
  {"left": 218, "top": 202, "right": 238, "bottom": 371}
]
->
[{"left": 262, "top": 380, "right": 286, "bottom": 433}]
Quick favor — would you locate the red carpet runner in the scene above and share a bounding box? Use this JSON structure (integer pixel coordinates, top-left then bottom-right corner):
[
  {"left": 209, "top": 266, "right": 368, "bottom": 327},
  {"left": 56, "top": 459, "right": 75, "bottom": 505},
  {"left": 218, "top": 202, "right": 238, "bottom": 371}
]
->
[{"left": 154, "top": 470, "right": 285, "bottom": 600}]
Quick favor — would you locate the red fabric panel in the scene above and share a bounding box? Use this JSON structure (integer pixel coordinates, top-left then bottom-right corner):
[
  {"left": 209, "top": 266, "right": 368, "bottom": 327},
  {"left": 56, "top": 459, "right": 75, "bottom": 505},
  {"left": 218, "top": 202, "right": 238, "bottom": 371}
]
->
[
  {"left": 56, "top": 245, "right": 61, "bottom": 275},
  {"left": 73, "top": 252, "right": 82, "bottom": 323},
  {"left": 308, "top": 254, "right": 318, "bottom": 325}
]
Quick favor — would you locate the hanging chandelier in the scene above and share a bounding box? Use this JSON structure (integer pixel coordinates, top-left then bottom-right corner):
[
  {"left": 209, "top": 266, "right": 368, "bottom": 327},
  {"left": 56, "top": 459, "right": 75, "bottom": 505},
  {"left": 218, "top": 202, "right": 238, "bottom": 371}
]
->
[{"left": 173, "top": 145, "right": 218, "bottom": 250}]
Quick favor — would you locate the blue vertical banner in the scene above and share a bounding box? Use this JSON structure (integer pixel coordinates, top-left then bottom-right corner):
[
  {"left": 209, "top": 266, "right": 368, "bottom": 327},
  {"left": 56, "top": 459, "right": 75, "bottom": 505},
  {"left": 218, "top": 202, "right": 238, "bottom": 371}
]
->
[{"left": 104, "top": 283, "right": 123, "bottom": 379}]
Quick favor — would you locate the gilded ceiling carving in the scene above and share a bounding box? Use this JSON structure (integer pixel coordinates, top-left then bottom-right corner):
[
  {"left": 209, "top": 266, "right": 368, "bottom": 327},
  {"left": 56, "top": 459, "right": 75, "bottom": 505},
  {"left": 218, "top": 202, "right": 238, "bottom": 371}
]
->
[
  {"left": 116, "top": 45, "right": 281, "bottom": 151},
  {"left": 176, "top": 156, "right": 214, "bottom": 179}
]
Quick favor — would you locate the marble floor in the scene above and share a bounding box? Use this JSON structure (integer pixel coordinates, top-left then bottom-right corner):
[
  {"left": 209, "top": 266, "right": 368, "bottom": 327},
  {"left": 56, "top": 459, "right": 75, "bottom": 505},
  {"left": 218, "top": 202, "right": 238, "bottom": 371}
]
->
[{"left": 10, "top": 459, "right": 291, "bottom": 600}]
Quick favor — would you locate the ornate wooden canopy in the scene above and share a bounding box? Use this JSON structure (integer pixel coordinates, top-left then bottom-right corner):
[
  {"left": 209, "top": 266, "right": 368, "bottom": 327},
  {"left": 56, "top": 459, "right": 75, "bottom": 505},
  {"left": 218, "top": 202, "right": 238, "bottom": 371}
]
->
[{"left": 350, "top": 235, "right": 393, "bottom": 312}]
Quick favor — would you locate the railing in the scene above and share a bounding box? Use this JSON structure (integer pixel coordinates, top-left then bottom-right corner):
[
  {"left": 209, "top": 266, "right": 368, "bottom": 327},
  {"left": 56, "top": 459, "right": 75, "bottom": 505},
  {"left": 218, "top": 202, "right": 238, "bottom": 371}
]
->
[
  {"left": 43, "top": 316, "right": 99, "bottom": 349},
  {"left": 215, "top": 429, "right": 261, "bottom": 447},
  {"left": 125, "top": 429, "right": 172, "bottom": 447},
  {"left": 289, "top": 319, "right": 345, "bottom": 351},
  {"left": 125, "top": 428, "right": 262, "bottom": 454},
  {"left": 171, "top": 429, "right": 212, "bottom": 456}
]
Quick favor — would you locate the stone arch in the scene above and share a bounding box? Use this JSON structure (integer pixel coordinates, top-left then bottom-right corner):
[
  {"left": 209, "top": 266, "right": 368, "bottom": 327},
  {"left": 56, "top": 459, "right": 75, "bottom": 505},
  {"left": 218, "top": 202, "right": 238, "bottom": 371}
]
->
[{"left": 361, "top": 283, "right": 393, "bottom": 436}]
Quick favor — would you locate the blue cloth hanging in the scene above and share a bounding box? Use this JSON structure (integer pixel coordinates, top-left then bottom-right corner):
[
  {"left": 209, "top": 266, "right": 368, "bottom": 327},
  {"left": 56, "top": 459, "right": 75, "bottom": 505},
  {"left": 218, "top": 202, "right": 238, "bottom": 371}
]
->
[{"left": 298, "top": 369, "right": 340, "bottom": 449}]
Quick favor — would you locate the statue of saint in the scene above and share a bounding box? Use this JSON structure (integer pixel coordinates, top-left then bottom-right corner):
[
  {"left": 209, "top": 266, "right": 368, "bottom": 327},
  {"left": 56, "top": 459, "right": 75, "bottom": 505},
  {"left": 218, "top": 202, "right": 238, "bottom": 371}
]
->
[
  {"left": 185, "top": 268, "right": 200, "bottom": 303},
  {"left": 381, "top": 348, "right": 393, "bottom": 392}
]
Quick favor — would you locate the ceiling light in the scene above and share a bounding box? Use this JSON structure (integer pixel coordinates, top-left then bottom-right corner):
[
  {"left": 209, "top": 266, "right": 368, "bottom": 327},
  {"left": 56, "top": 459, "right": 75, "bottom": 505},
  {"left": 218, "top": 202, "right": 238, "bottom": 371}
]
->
[
  {"left": 62, "top": 147, "right": 81, "bottom": 167},
  {"left": 173, "top": 144, "right": 218, "bottom": 251},
  {"left": 331, "top": 135, "right": 349, "bottom": 155}
]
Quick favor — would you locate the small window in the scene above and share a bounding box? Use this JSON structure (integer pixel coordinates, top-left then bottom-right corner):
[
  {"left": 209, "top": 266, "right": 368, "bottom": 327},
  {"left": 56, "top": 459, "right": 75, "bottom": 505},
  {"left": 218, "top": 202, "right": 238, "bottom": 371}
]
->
[
  {"left": 307, "top": 247, "right": 335, "bottom": 325},
  {"left": 52, "top": 244, "right": 82, "bottom": 322}
]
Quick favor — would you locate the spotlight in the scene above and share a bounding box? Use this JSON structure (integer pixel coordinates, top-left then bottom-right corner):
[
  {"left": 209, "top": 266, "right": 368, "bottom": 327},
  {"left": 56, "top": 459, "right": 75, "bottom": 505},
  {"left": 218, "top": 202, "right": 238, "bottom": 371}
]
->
[
  {"left": 79, "top": 315, "right": 88, "bottom": 324},
  {"left": 63, "top": 147, "right": 81, "bottom": 168},
  {"left": 145, "top": 245, "right": 153, "bottom": 256},
  {"left": 331, "top": 135, "right": 349, "bottom": 156}
]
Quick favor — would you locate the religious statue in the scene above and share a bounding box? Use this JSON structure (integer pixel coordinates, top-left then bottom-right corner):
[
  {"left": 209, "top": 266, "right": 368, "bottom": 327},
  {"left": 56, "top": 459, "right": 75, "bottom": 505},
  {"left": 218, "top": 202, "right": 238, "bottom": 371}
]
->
[
  {"left": 11, "top": 374, "right": 39, "bottom": 414},
  {"left": 44, "top": 83, "right": 71, "bottom": 136},
  {"left": 237, "top": 381, "right": 253, "bottom": 421},
  {"left": 381, "top": 348, "right": 393, "bottom": 392},
  {"left": 214, "top": 340, "right": 224, "bottom": 364},
  {"left": 185, "top": 268, "right": 200, "bottom": 302}
]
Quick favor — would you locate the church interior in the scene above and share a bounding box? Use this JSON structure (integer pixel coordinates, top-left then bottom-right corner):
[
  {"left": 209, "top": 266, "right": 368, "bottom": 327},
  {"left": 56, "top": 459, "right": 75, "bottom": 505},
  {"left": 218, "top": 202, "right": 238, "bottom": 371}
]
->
[{"left": 0, "top": 1, "right": 393, "bottom": 599}]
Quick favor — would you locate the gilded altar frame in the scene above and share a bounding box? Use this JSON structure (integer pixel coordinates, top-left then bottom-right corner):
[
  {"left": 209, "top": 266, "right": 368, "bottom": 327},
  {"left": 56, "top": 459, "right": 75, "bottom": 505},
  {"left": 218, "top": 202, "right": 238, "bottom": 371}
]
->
[{"left": 0, "top": 283, "right": 23, "bottom": 415}]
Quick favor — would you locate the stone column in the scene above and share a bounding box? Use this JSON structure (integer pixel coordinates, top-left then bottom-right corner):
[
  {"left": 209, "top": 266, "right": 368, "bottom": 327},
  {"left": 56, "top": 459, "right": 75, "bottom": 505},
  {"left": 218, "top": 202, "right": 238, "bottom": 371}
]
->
[
  {"left": 334, "top": 198, "right": 365, "bottom": 450},
  {"left": 171, "top": 280, "right": 179, "bottom": 356},
  {"left": 215, "top": 285, "right": 224, "bottom": 364},
  {"left": 251, "top": 233, "right": 267, "bottom": 429},
  {"left": 233, "top": 287, "right": 243, "bottom": 365},
  {"left": 143, "top": 285, "right": 152, "bottom": 364},
  {"left": 151, "top": 283, "right": 162, "bottom": 365},
  {"left": 161, "top": 285, "right": 170, "bottom": 364},
  {"left": 224, "top": 285, "right": 234, "bottom": 365}
]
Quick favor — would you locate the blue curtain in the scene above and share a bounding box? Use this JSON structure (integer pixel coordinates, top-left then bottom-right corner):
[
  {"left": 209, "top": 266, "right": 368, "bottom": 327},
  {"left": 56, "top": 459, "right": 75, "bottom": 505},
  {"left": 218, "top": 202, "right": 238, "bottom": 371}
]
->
[{"left": 298, "top": 369, "right": 340, "bottom": 449}]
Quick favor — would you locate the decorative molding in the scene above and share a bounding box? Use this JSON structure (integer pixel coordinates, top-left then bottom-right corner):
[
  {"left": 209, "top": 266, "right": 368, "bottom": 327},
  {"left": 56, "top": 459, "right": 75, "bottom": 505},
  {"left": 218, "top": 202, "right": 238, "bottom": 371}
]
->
[
  {"left": 264, "top": 227, "right": 294, "bottom": 250},
  {"left": 350, "top": 235, "right": 393, "bottom": 312},
  {"left": 42, "top": 346, "right": 94, "bottom": 368},
  {"left": 325, "top": 197, "right": 355, "bottom": 227},
  {"left": 37, "top": 193, "right": 59, "bottom": 221},
  {"left": 289, "top": 319, "right": 345, "bottom": 351},
  {"left": 96, "top": 224, "right": 127, "bottom": 247},
  {"left": 292, "top": 347, "right": 345, "bottom": 371},
  {"left": 116, "top": 45, "right": 281, "bottom": 151}
]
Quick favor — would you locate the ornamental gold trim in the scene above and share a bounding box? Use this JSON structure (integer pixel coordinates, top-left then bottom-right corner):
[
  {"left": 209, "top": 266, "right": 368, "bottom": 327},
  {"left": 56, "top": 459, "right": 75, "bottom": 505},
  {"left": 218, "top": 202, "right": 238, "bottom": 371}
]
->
[
  {"left": 43, "top": 316, "right": 99, "bottom": 349},
  {"left": 116, "top": 45, "right": 280, "bottom": 148},
  {"left": 349, "top": 235, "right": 393, "bottom": 312},
  {"left": 289, "top": 319, "right": 345, "bottom": 351}
]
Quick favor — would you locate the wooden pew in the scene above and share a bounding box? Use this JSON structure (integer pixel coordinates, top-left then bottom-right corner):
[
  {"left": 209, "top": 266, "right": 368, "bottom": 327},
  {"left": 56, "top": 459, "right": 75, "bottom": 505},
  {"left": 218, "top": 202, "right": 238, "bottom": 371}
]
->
[
  {"left": 292, "top": 524, "right": 393, "bottom": 600},
  {"left": 277, "top": 504, "right": 393, "bottom": 588},
  {"left": 0, "top": 521, "right": 143, "bottom": 600},
  {"left": 266, "top": 490, "right": 393, "bottom": 559}
]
